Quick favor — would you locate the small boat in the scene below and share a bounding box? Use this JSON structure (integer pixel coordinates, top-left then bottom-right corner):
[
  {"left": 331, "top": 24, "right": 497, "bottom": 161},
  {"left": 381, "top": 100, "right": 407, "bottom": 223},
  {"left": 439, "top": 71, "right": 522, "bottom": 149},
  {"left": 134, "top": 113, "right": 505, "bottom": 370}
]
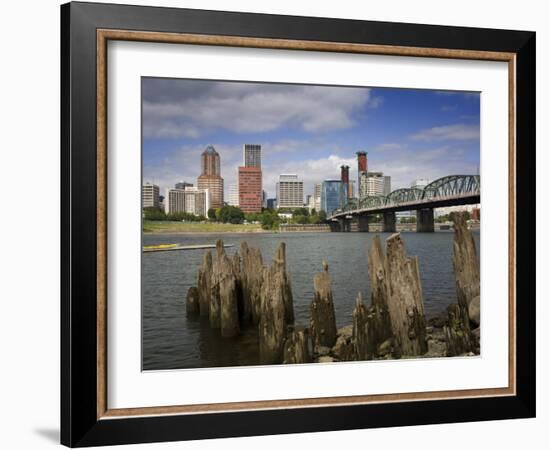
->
[{"left": 143, "top": 243, "right": 234, "bottom": 253}]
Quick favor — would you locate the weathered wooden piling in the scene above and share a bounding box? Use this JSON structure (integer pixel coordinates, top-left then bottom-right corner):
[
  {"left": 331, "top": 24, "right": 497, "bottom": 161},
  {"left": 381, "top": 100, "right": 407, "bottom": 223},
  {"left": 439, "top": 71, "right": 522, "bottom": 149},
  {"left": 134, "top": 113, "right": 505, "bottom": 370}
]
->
[
  {"left": 208, "top": 240, "right": 225, "bottom": 329},
  {"left": 186, "top": 286, "right": 200, "bottom": 316},
  {"left": 273, "top": 243, "right": 295, "bottom": 325},
  {"left": 259, "top": 266, "right": 287, "bottom": 364},
  {"left": 352, "top": 293, "right": 369, "bottom": 360},
  {"left": 240, "top": 242, "right": 265, "bottom": 325},
  {"left": 205, "top": 240, "right": 240, "bottom": 337},
  {"left": 197, "top": 251, "right": 212, "bottom": 317},
  {"left": 333, "top": 325, "right": 355, "bottom": 361},
  {"left": 443, "top": 213, "right": 479, "bottom": 354},
  {"left": 310, "top": 261, "right": 338, "bottom": 351},
  {"left": 283, "top": 326, "right": 311, "bottom": 364},
  {"left": 452, "top": 213, "right": 480, "bottom": 321},
  {"left": 367, "top": 236, "right": 393, "bottom": 347},
  {"left": 444, "top": 303, "right": 475, "bottom": 356},
  {"left": 384, "top": 233, "right": 427, "bottom": 356}
]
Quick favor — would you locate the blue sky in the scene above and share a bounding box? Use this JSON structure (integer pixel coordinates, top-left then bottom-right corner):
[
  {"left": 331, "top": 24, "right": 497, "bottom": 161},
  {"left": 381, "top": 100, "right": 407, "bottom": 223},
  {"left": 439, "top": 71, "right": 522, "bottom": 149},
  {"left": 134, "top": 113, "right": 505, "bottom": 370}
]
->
[{"left": 142, "top": 78, "right": 480, "bottom": 199}]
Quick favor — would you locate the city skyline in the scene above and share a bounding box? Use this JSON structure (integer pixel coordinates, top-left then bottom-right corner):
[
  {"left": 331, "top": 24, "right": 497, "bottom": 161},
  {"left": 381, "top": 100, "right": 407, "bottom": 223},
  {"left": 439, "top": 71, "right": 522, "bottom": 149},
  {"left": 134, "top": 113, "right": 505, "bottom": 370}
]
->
[{"left": 142, "top": 78, "right": 480, "bottom": 201}]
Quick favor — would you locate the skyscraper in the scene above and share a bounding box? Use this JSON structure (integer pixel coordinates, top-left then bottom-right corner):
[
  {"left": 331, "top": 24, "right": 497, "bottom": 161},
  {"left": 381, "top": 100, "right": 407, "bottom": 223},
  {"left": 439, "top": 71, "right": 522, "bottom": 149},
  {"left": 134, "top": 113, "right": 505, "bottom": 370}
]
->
[
  {"left": 340, "top": 165, "right": 351, "bottom": 199},
  {"left": 356, "top": 151, "right": 368, "bottom": 192},
  {"left": 243, "top": 144, "right": 261, "bottom": 167},
  {"left": 276, "top": 174, "right": 304, "bottom": 209},
  {"left": 321, "top": 180, "right": 347, "bottom": 215},
  {"left": 238, "top": 144, "right": 263, "bottom": 213},
  {"left": 238, "top": 166, "right": 262, "bottom": 213},
  {"left": 197, "top": 145, "right": 224, "bottom": 209}
]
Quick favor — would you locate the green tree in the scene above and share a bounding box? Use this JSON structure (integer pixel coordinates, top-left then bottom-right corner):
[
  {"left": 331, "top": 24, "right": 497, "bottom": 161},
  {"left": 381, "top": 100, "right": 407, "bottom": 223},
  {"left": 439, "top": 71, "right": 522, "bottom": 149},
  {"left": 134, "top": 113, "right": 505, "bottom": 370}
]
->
[
  {"left": 318, "top": 210, "right": 327, "bottom": 222},
  {"left": 217, "top": 205, "right": 245, "bottom": 224},
  {"left": 143, "top": 207, "right": 166, "bottom": 221},
  {"left": 293, "top": 207, "right": 309, "bottom": 217},
  {"left": 207, "top": 208, "right": 217, "bottom": 221}
]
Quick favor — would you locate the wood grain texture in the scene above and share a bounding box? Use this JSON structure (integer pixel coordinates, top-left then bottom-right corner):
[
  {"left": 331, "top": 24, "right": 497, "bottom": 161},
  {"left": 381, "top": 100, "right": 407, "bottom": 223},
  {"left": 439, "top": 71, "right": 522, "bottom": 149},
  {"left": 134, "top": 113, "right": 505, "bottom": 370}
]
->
[
  {"left": 97, "top": 30, "right": 108, "bottom": 419},
  {"left": 95, "top": 28, "right": 517, "bottom": 419}
]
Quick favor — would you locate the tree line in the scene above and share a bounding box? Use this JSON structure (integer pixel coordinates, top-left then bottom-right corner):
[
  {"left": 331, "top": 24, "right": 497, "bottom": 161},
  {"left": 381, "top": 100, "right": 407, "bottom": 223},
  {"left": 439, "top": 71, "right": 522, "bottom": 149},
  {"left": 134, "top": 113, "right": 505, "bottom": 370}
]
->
[{"left": 143, "top": 205, "right": 328, "bottom": 230}]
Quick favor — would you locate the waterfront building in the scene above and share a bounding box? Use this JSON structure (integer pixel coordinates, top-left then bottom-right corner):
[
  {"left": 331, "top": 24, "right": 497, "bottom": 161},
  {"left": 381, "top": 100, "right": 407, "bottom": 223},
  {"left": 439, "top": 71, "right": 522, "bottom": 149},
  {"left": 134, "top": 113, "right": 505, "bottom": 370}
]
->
[
  {"left": 434, "top": 204, "right": 481, "bottom": 218},
  {"left": 313, "top": 183, "right": 322, "bottom": 212},
  {"left": 165, "top": 186, "right": 210, "bottom": 216},
  {"left": 359, "top": 171, "right": 391, "bottom": 198},
  {"left": 165, "top": 188, "right": 185, "bottom": 215},
  {"left": 262, "top": 190, "right": 267, "bottom": 208},
  {"left": 411, "top": 178, "right": 430, "bottom": 189},
  {"left": 228, "top": 184, "right": 239, "bottom": 206},
  {"left": 266, "top": 198, "right": 277, "bottom": 209},
  {"left": 340, "top": 165, "right": 351, "bottom": 199},
  {"left": 142, "top": 183, "right": 159, "bottom": 208},
  {"left": 175, "top": 181, "right": 193, "bottom": 190},
  {"left": 243, "top": 144, "right": 261, "bottom": 167},
  {"left": 276, "top": 174, "right": 304, "bottom": 209},
  {"left": 321, "top": 179, "right": 347, "bottom": 215},
  {"left": 197, "top": 145, "right": 224, "bottom": 209},
  {"left": 238, "top": 166, "right": 262, "bottom": 213},
  {"left": 356, "top": 151, "right": 368, "bottom": 194}
]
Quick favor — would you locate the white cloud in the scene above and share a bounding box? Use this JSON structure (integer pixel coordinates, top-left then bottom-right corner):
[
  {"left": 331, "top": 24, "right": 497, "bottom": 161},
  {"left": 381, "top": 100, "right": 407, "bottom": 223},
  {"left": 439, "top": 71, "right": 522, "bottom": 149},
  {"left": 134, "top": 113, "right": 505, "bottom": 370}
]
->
[
  {"left": 410, "top": 124, "right": 480, "bottom": 142},
  {"left": 143, "top": 81, "right": 374, "bottom": 139}
]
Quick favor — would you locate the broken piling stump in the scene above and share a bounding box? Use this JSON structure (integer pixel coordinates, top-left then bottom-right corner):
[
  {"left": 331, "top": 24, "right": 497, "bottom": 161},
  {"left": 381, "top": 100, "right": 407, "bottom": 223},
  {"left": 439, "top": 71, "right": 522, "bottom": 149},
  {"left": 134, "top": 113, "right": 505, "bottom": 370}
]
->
[
  {"left": 259, "top": 266, "right": 287, "bottom": 364},
  {"left": 273, "top": 242, "right": 295, "bottom": 325},
  {"left": 185, "top": 286, "right": 200, "bottom": 316},
  {"left": 452, "top": 213, "right": 480, "bottom": 324},
  {"left": 208, "top": 240, "right": 226, "bottom": 329},
  {"left": 352, "top": 292, "right": 370, "bottom": 360},
  {"left": 219, "top": 254, "right": 240, "bottom": 338},
  {"left": 240, "top": 242, "right": 264, "bottom": 325},
  {"left": 384, "top": 233, "right": 428, "bottom": 356},
  {"left": 283, "top": 326, "right": 311, "bottom": 364},
  {"left": 197, "top": 251, "right": 212, "bottom": 317},
  {"left": 310, "top": 260, "right": 338, "bottom": 351},
  {"left": 367, "top": 236, "right": 394, "bottom": 348},
  {"left": 444, "top": 213, "right": 479, "bottom": 354}
]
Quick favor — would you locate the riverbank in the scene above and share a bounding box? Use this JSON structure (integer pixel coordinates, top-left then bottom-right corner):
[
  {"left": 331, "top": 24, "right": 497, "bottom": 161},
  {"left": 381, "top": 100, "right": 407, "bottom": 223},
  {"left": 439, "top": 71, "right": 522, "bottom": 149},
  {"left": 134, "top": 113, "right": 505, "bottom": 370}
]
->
[{"left": 143, "top": 220, "right": 270, "bottom": 234}]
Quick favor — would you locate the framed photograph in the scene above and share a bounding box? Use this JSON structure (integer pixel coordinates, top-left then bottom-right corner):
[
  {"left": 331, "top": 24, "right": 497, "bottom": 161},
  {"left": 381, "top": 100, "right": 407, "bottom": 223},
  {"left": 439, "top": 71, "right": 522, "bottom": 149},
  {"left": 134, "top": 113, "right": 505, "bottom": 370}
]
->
[{"left": 61, "top": 1, "right": 535, "bottom": 447}]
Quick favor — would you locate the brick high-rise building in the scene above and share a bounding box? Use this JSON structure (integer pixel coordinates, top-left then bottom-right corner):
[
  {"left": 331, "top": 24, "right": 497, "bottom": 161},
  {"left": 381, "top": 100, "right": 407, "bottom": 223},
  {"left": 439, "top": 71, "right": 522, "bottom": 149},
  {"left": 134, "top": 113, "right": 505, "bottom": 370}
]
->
[
  {"left": 238, "top": 166, "right": 262, "bottom": 213},
  {"left": 197, "top": 145, "right": 224, "bottom": 209}
]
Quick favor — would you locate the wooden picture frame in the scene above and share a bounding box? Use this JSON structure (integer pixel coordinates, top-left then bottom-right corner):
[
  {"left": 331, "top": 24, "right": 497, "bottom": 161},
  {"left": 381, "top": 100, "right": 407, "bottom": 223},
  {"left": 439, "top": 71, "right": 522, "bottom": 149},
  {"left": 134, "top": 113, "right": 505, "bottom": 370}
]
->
[{"left": 61, "top": 1, "right": 535, "bottom": 447}]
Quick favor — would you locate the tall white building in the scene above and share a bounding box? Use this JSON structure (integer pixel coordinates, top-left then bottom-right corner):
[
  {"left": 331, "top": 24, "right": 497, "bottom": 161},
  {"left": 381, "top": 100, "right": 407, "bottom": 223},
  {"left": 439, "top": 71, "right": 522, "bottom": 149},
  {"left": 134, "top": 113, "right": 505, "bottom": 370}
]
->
[
  {"left": 228, "top": 184, "right": 239, "bottom": 206},
  {"left": 142, "top": 183, "right": 159, "bottom": 208},
  {"left": 243, "top": 144, "right": 261, "bottom": 167},
  {"left": 165, "top": 187, "right": 210, "bottom": 216},
  {"left": 276, "top": 174, "right": 304, "bottom": 209},
  {"left": 313, "top": 183, "right": 322, "bottom": 212},
  {"left": 359, "top": 172, "right": 391, "bottom": 198}
]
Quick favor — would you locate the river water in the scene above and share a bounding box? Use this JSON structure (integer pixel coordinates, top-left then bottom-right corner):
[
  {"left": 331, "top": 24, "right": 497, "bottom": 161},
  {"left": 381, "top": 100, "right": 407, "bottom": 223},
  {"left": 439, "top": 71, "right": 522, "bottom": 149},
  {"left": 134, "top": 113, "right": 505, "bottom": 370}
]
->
[{"left": 142, "top": 231, "right": 480, "bottom": 370}]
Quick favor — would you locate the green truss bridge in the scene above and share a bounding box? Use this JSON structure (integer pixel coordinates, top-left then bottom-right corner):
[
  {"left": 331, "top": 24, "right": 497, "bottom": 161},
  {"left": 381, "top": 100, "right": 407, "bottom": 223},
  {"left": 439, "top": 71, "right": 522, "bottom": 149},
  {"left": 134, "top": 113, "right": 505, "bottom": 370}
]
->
[{"left": 328, "top": 175, "right": 480, "bottom": 232}]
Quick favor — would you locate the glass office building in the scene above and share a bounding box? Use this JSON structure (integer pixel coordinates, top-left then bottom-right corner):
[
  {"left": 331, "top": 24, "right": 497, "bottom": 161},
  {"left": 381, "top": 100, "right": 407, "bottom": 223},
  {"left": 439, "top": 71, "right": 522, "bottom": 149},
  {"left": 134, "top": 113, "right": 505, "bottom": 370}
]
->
[{"left": 321, "top": 179, "right": 348, "bottom": 215}]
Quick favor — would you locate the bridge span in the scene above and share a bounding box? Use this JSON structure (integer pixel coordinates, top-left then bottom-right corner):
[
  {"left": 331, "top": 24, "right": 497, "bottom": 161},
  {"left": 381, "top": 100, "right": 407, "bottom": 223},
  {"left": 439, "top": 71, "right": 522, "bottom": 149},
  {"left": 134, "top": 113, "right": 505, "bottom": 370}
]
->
[{"left": 328, "top": 175, "right": 480, "bottom": 233}]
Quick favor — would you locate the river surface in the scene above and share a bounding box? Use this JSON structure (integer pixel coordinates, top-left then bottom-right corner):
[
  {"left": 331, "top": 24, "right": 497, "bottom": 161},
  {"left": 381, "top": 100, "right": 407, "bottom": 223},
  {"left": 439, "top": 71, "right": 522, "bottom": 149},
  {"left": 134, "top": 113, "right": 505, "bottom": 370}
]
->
[{"left": 142, "top": 231, "right": 480, "bottom": 370}]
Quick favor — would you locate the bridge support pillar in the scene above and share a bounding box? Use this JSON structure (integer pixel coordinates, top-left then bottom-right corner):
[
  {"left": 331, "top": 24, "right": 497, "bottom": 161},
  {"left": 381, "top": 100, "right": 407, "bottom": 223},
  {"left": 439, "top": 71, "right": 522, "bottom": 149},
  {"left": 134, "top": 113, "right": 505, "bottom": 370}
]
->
[
  {"left": 338, "top": 218, "right": 352, "bottom": 232},
  {"left": 382, "top": 212, "right": 396, "bottom": 233},
  {"left": 357, "top": 216, "right": 369, "bottom": 232},
  {"left": 416, "top": 208, "right": 434, "bottom": 232}
]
